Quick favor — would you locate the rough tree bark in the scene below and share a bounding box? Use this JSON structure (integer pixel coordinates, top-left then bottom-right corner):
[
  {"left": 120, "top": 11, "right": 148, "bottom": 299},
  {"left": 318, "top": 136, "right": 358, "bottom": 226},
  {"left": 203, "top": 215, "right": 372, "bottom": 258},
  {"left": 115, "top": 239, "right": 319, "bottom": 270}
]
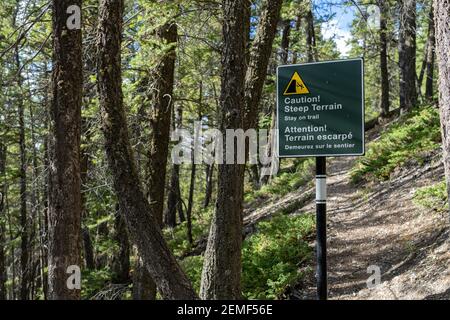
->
[
  {"left": 96, "top": 0, "right": 196, "bottom": 300},
  {"left": 146, "top": 21, "right": 178, "bottom": 226},
  {"left": 243, "top": 0, "right": 283, "bottom": 190},
  {"left": 434, "top": 0, "right": 450, "bottom": 218},
  {"left": 48, "top": 0, "right": 83, "bottom": 300},
  {"left": 200, "top": 0, "right": 247, "bottom": 300},
  {"left": 243, "top": 0, "right": 282, "bottom": 132},
  {"left": 0, "top": 143, "right": 7, "bottom": 300},
  {"left": 137, "top": 19, "right": 178, "bottom": 300},
  {"left": 399, "top": 0, "right": 417, "bottom": 111},
  {"left": 378, "top": 0, "right": 390, "bottom": 117}
]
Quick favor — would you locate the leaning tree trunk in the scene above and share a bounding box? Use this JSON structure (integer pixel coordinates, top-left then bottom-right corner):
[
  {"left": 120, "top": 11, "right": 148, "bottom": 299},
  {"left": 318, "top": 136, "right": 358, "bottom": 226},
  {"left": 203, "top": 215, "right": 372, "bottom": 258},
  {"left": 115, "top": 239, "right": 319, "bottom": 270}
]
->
[
  {"left": 399, "top": 0, "right": 417, "bottom": 111},
  {"left": 434, "top": 0, "right": 450, "bottom": 218},
  {"left": 200, "top": 0, "right": 247, "bottom": 300},
  {"left": 0, "top": 143, "right": 7, "bottom": 300},
  {"left": 48, "top": 0, "right": 83, "bottom": 300},
  {"left": 96, "top": 0, "right": 196, "bottom": 300},
  {"left": 378, "top": 0, "right": 390, "bottom": 117}
]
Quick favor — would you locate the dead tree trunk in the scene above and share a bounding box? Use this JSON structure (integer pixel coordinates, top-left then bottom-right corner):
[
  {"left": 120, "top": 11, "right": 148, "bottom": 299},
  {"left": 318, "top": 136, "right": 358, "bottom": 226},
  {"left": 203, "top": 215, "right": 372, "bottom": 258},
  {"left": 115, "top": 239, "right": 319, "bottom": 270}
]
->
[
  {"left": 200, "top": 0, "right": 247, "bottom": 300},
  {"left": 96, "top": 0, "right": 196, "bottom": 299},
  {"left": 48, "top": 0, "right": 83, "bottom": 300},
  {"left": 434, "top": 0, "right": 450, "bottom": 219}
]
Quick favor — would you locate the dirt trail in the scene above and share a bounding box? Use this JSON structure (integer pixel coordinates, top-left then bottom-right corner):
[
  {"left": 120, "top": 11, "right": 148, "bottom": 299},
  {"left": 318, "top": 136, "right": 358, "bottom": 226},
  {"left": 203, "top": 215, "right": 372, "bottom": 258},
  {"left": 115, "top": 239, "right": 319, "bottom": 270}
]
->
[{"left": 295, "top": 154, "right": 450, "bottom": 300}]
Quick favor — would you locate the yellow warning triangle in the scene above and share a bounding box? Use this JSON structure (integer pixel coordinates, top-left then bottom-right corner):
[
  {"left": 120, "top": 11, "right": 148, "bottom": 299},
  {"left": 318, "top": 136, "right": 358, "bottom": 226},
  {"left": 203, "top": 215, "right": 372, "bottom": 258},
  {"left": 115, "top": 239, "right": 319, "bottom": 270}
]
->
[{"left": 283, "top": 71, "right": 310, "bottom": 95}]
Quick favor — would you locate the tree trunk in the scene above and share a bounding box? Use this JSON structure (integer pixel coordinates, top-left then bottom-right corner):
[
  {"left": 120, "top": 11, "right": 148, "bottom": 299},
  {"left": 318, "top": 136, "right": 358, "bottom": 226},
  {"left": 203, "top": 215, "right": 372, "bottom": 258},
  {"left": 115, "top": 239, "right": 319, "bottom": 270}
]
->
[
  {"left": 203, "top": 164, "right": 214, "bottom": 208},
  {"left": 200, "top": 0, "right": 247, "bottom": 300},
  {"left": 0, "top": 143, "right": 7, "bottom": 300},
  {"left": 434, "top": 0, "right": 450, "bottom": 218},
  {"left": 425, "top": 4, "right": 435, "bottom": 100},
  {"left": 399, "top": 0, "right": 417, "bottom": 111},
  {"left": 112, "top": 204, "right": 130, "bottom": 284},
  {"left": 166, "top": 105, "right": 185, "bottom": 227},
  {"left": 243, "top": 0, "right": 282, "bottom": 132},
  {"left": 280, "top": 20, "right": 291, "bottom": 66},
  {"left": 292, "top": 15, "right": 302, "bottom": 64},
  {"left": 243, "top": 0, "right": 282, "bottom": 191},
  {"left": 146, "top": 21, "right": 178, "bottom": 226},
  {"left": 186, "top": 161, "right": 196, "bottom": 244},
  {"left": 81, "top": 227, "right": 95, "bottom": 270},
  {"left": 261, "top": 15, "right": 289, "bottom": 186},
  {"left": 80, "top": 119, "right": 95, "bottom": 270},
  {"left": 306, "top": 7, "right": 318, "bottom": 63},
  {"left": 379, "top": 0, "right": 390, "bottom": 117},
  {"left": 142, "top": 21, "right": 178, "bottom": 297},
  {"left": 48, "top": 0, "right": 83, "bottom": 300},
  {"left": 16, "top": 50, "right": 29, "bottom": 301},
  {"left": 96, "top": 0, "right": 197, "bottom": 300},
  {"left": 132, "top": 257, "right": 156, "bottom": 300}
]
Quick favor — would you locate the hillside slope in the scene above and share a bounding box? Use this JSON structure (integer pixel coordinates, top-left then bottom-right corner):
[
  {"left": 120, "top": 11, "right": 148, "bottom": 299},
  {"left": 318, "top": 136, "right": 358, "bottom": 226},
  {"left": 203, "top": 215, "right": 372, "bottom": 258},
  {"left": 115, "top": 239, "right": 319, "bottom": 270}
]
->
[{"left": 291, "top": 151, "right": 449, "bottom": 299}]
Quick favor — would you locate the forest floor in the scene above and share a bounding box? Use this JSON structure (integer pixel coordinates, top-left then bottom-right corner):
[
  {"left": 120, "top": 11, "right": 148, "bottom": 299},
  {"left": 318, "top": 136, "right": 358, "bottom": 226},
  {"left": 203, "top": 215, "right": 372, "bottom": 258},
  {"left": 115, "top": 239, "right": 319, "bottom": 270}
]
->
[{"left": 245, "top": 125, "right": 450, "bottom": 300}]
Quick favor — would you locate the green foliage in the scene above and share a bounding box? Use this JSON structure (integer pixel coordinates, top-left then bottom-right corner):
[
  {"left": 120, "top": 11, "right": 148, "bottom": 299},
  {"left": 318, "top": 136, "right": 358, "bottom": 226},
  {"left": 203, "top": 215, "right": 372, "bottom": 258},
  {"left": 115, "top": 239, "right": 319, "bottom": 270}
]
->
[
  {"left": 179, "top": 255, "right": 204, "bottom": 294},
  {"left": 351, "top": 105, "right": 441, "bottom": 183},
  {"left": 413, "top": 181, "right": 448, "bottom": 213},
  {"left": 164, "top": 206, "right": 213, "bottom": 257},
  {"left": 81, "top": 268, "right": 114, "bottom": 299},
  {"left": 179, "top": 214, "right": 315, "bottom": 299},
  {"left": 246, "top": 158, "right": 314, "bottom": 203},
  {"left": 242, "top": 214, "right": 315, "bottom": 299}
]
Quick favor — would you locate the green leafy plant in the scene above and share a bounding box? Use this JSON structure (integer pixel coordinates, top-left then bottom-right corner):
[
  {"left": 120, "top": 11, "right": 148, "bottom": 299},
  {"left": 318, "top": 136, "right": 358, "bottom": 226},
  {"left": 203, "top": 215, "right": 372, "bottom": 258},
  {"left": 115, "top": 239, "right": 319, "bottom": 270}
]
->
[
  {"left": 351, "top": 105, "right": 441, "bottom": 183},
  {"left": 413, "top": 181, "right": 448, "bottom": 213},
  {"left": 178, "top": 214, "right": 315, "bottom": 299},
  {"left": 242, "top": 213, "right": 315, "bottom": 299}
]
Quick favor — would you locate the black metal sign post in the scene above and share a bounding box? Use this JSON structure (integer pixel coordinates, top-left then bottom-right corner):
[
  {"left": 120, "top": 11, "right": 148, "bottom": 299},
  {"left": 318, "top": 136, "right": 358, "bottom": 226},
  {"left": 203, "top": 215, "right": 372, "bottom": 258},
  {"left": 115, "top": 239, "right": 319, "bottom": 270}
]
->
[{"left": 315, "top": 156, "right": 327, "bottom": 300}]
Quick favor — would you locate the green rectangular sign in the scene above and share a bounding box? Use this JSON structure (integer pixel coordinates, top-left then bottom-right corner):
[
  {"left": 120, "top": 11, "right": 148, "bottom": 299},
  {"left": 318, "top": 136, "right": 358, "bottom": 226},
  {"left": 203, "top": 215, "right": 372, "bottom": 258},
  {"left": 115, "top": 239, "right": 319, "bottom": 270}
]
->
[{"left": 277, "top": 58, "right": 365, "bottom": 157}]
